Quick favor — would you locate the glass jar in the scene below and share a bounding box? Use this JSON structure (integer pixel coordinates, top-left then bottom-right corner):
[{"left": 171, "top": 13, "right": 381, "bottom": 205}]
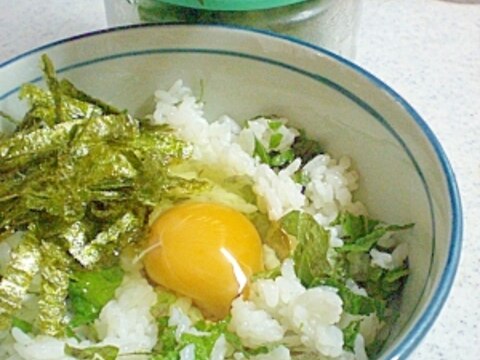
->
[{"left": 104, "top": 0, "right": 362, "bottom": 58}]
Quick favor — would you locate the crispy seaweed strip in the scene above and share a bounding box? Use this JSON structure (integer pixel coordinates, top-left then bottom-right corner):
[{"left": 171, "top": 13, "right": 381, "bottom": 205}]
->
[
  {"left": 36, "top": 241, "right": 70, "bottom": 337},
  {"left": 0, "top": 229, "right": 15, "bottom": 243},
  {"left": 59, "top": 79, "right": 122, "bottom": 115},
  {"left": 41, "top": 54, "right": 64, "bottom": 124},
  {"left": 18, "top": 84, "right": 104, "bottom": 132},
  {"left": 132, "top": 126, "right": 193, "bottom": 166},
  {"left": 64, "top": 344, "right": 119, "bottom": 360},
  {"left": 0, "top": 113, "right": 139, "bottom": 171},
  {"left": 64, "top": 222, "right": 89, "bottom": 262},
  {"left": 0, "top": 231, "right": 40, "bottom": 330},
  {"left": 17, "top": 84, "right": 57, "bottom": 130},
  {"left": 71, "top": 212, "right": 141, "bottom": 268},
  {"left": 69, "top": 113, "right": 139, "bottom": 148},
  {"left": 0, "top": 110, "right": 18, "bottom": 125},
  {"left": 0, "top": 119, "right": 82, "bottom": 171}
]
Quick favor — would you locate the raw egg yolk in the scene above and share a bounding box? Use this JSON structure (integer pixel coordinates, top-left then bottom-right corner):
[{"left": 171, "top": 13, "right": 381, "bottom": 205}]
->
[{"left": 144, "top": 202, "right": 264, "bottom": 320}]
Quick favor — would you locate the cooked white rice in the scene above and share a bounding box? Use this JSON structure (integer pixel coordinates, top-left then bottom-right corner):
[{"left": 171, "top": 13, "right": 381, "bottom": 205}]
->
[{"left": 0, "top": 80, "right": 393, "bottom": 360}]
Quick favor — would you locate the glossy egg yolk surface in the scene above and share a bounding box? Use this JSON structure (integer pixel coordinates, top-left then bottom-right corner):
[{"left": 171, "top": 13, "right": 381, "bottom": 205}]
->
[{"left": 144, "top": 202, "right": 264, "bottom": 319}]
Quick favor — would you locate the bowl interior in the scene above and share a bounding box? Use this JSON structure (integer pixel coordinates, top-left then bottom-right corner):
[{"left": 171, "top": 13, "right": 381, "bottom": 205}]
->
[{"left": 0, "top": 25, "right": 461, "bottom": 359}]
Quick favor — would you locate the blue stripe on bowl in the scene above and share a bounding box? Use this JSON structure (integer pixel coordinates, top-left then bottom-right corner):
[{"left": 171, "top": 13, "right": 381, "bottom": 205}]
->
[{"left": 0, "top": 24, "right": 462, "bottom": 359}]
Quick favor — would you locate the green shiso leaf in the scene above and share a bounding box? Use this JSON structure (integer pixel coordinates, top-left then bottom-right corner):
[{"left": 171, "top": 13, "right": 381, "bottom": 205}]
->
[
  {"left": 366, "top": 338, "right": 388, "bottom": 358},
  {"left": 335, "top": 212, "right": 414, "bottom": 253},
  {"left": 11, "top": 316, "right": 34, "bottom": 334},
  {"left": 269, "top": 149, "right": 294, "bottom": 167},
  {"left": 68, "top": 266, "right": 124, "bottom": 328},
  {"left": 36, "top": 241, "right": 71, "bottom": 337},
  {"left": 342, "top": 320, "right": 361, "bottom": 352},
  {"left": 152, "top": 317, "right": 253, "bottom": 360},
  {"left": 0, "top": 231, "right": 41, "bottom": 330},
  {"left": 318, "top": 278, "right": 386, "bottom": 319},
  {"left": 150, "top": 289, "right": 177, "bottom": 320},
  {"left": 154, "top": 316, "right": 178, "bottom": 356},
  {"left": 253, "top": 137, "right": 270, "bottom": 165},
  {"left": 335, "top": 212, "right": 379, "bottom": 240},
  {"left": 253, "top": 137, "right": 295, "bottom": 169},
  {"left": 280, "top": 210, "right": 332, "bottom": 287},
  {"left": 269, "top": 132, "right": 283, "bottom": 149},
  {"left": 364, "top": 265, "right": 409, "bottom": 302},
  {"left": 154, "top": 318, "right": 221, "bottom": 359},
  {"left": 268, "top": 120, "right": 283, "bottom": 131},
  {"left": 251, "top": 266, "right": 281, "bottom": 281},
  {"left": 64, "top": 343, "right": 120, "bottom": 360},
  {"left": 180, "top": 332, "right": 219, "bottom": 360},
  {"left": 337, "top": 227, "right": 389, "bottom": 253}
]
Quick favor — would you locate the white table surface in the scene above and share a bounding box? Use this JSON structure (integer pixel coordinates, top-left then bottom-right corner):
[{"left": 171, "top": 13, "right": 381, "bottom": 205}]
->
[{"left": 0, "top": 0, "right": 479, "bottom": 358}]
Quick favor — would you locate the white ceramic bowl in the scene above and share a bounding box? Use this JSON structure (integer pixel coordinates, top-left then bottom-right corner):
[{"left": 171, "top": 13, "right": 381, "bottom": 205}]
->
[{"left": 0, "top": 25, "right": 462, "bottom": 359}]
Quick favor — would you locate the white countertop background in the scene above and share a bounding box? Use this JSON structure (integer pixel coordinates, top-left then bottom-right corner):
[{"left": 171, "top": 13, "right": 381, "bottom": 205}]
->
[{"left": 0, "top": 0, "right": 479, "bottom": 358}]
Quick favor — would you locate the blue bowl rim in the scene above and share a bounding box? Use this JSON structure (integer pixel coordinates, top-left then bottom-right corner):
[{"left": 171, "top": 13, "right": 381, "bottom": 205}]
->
[{"left": 0, "top": 23, "right": 463, "bottom": 359}]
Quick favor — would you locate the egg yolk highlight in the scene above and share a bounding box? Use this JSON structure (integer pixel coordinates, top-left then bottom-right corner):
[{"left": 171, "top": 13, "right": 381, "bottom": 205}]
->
[{"left": 144, "top": 202, "right": 264, "bottom": 319}]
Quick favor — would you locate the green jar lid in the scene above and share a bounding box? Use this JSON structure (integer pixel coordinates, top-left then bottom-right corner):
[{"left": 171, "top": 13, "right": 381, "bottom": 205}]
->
[{"left": 158, "top": 0, "right": 306, "bottom": 11}]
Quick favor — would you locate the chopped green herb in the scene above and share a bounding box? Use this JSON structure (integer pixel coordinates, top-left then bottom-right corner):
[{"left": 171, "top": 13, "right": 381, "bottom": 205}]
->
[
  {"left": 268, "top": 120, "right": 283, "bottom": 131},
  {"left": 253, "top": 138, "right": 270, "bottom": 164},
  {"left": 151, "top": 289, "right": 177, "bottom": 319},
  {"left": 11, "top": 317, "right": 34, "bottom": 334},
  {"left": 269, "top": 132, "right": 283, "bottom": 149},
  {"left": 152, "top": 316, "right": 255, "bottom": 360},
  {"left": 292, "top": 170, "right": 310, "bottom": 186},
  {"left": 363, "top": 265, "right": 409, "bottom": 302},
  {"left": 68, "top": 266, "right": 124, "bottom": 327},
  {"left": 319, "top": 278, "right": 385, "bottom": 319},
  {"left": 334, "top": 212, "right": 379, "bottom": 241},
  {"left": 154, "top": 316, "right": 178, "bottom": 355},
  {"left": 343, "top": 321, "right": 361, "bottom": 353},
  {"left": 269, "top": 149, "right": 295, "bottom": 167},
  {"left": 366, "top": 338, "right": 388, "bottom": 358},
  {"left": 335, "top": 212, "right": 413, "bottom": 253},
  {"left": 253, "top": 137, "right": 295, "bottom": 169},
  {"left": 337, "top": 227, "right": 389, "bottom": 253},
  {"left": 252, "top": 266, "right": 281, "bottom": 281}
]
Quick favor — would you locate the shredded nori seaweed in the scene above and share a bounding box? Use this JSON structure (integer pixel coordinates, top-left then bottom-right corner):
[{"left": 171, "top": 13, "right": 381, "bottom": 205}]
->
[
  {"left": 64, "top": 343, "right": 119, "bottom": 360},
  {"left": 36, "top": 242, "right": 71, "bottom": 337},
  {"left": 0, "top": 54, "right": 208, "bottom": 336},
  {"left": 0, "top": 230, "right": 41, "bottom": 330}
]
